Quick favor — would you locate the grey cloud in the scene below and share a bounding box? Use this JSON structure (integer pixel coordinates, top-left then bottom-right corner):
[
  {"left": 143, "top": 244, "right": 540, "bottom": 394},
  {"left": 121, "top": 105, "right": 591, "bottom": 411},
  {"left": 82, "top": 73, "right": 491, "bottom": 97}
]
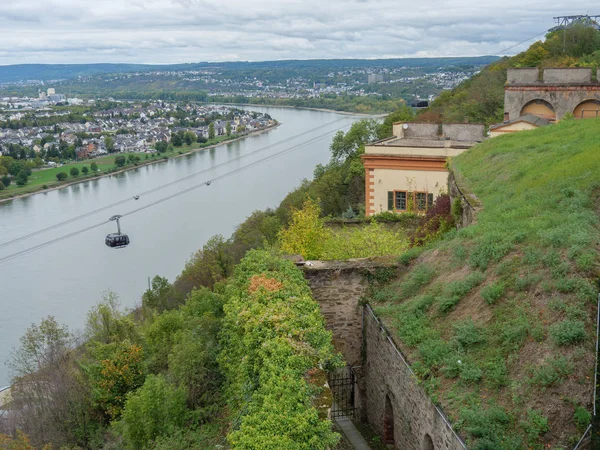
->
[{"left": 0, "top": 0, "right": 592, "bottom": 64}]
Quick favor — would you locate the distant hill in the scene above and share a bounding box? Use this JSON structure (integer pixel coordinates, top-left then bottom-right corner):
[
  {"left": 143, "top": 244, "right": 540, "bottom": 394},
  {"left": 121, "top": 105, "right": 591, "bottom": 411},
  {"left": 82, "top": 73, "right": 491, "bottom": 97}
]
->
[{"left": 0, "top": 56, "right": 499, "bottom": 84}]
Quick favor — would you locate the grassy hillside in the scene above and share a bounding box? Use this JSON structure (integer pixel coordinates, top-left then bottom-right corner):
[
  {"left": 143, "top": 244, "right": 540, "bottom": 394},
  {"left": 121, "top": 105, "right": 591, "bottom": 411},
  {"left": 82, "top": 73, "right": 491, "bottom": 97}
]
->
[
  {"left": 373, "top": 119, "right": 600, "bottom": 449},
  {"left": 419, "top": 24, "right": 600, "bottom": 126}
]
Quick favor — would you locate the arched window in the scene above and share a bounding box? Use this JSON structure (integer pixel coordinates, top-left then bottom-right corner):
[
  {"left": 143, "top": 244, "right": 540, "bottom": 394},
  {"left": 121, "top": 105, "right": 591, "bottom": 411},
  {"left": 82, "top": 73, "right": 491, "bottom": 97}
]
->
[
  {"left": 384, "top": 395, "right": 395, "bottom": 447},
  {"left": 573, "top": 99, "right": 600, "bottom": 119},
  {"left": 422, "top": 433, "right": 435, "bottom": 450},
  {"left": 520, "top": 99, "right": 556, "bottom": 121}
]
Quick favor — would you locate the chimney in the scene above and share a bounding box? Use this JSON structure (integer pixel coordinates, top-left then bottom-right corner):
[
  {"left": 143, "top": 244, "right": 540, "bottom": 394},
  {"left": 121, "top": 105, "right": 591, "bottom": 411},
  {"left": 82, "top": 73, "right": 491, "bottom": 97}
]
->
[{"left": 504, "top": 112, "right": 510, "bottom": 123}]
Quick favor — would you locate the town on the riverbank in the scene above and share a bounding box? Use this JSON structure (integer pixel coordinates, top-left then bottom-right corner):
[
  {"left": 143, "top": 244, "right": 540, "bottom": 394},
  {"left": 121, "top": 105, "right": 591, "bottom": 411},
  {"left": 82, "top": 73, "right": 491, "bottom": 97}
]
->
[{"left": 0, "top": 94, "right": 276, "bottom": 198}]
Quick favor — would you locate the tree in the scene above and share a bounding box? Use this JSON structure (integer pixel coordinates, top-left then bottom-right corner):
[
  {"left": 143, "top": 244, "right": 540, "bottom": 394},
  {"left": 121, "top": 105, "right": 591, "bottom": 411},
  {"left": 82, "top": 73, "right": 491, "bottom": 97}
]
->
[
  {"left": 183, "top": 131, "right": 196, "bottom": 146},
  {"left": 2, "top": 175, "right": 11, "bottom": 187},
  {"left": 105, "top": 136, "right": 115, "bottom": 153},
  {"left": 15, "top": 171, "right": 28, "bottom": 186},
  {"left": 69, "top": 167, "right": 80, "bottom": 177},
  {"left": 278, "top": 197, "right": 332, "bottom": 260},
  {"left": 330, "top": 119, "right": 378, "bottom": 161},
  {"left": 208, "top": 122, "right": 215, "bottom": 140},
  {"left": 171, "top": 134, "right": 183, "bottom": 147},
  {"left": 90, "top": 162, "right": 98, "bottom": 172},
  {"left": 81, "top": 166, "right": 89, "bottom": 175},
  {"left": 155, "top": 141, "right": 168, "bottom": 153},
  {"left": 226, "top": 121, "right": 232, "bottom": 136},
  {"left": 117, "top": 375, "right": 188, "bottom": 449},
  {"left": 56, "top": 172, "right": 68, "bottom": 181},
  {"left": 115, "top": 155, "right": 126, "bottom": 167}
]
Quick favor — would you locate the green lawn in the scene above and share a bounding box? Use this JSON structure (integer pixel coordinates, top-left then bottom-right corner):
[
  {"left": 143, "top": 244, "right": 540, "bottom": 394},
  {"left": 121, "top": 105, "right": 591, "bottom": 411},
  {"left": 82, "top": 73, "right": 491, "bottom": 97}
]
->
[{"left": 373, "top": 118, "right": 600, "bottom": 449}]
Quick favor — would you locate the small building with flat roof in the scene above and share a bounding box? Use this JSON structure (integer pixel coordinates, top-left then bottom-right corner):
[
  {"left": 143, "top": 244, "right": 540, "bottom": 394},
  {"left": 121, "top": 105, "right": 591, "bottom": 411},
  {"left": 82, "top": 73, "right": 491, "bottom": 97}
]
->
[{"left": 361, "top": 122, "right": 485, "bottom": 216}]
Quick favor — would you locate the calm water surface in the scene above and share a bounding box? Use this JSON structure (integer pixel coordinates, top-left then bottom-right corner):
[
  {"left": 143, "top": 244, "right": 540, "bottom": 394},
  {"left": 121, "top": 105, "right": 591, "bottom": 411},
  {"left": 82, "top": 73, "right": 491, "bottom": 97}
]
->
[{"left": 0, "top": 107, "right": 361, "bottom": 385}]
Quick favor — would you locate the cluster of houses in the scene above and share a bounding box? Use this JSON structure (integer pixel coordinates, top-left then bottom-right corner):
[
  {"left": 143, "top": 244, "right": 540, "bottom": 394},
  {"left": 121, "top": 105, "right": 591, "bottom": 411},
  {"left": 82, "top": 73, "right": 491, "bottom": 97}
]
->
[{"left": 0, "top": 103, "right": 274, "bottom": 159}]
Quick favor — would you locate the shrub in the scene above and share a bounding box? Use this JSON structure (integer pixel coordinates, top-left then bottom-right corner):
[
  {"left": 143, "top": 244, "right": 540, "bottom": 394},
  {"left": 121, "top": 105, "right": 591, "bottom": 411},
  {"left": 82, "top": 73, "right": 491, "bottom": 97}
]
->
[
  {"left": 115, "top": 155, "right": 126, "bottom": 167},
  {"left": 411, "top": 194, "right": 454, "bottom": 246},
  {"left": 278, "top": 197, "right": 331, "bottom": 260},
  {"left": 398, "top": 247, "right": 423, "bottom": 266},
  {"left": 481, "top": 282, "right": 505, "bottom": 305},
  {"left": 81, "top": 166, "right": 89, "bottom": 175},
  {"left": 550, "top": 319, "right": 586, "bottom": 346},
  {"left": 118, "top": 374, "right": 188, "bottom": 449},
  {"left": 459, "top": 362, "right": 483, "bottom": 384},
  {"left": 520, "top": 409, "right": 549, "bottom": 444},
  {"left": 574, "top": 406, "right": 591, "bottom": 431},
  {"left": 69, "top": 167, "right": 79, "bottom": 177},
  {"left": 1, "top": 175, "right": 10, "bottom": 187},
  {"left": 530, "top": 356, "right": 573, "bottom": 388},
  {"left": 397, "top": 264, "right": 436, "bottom": 299},
  {"left": 454, "top": 320, "right": 486, "bottom": 348},
  {"left": 90, "top": 162, "right": 98, "bottom": 172},
  {"left": 56, "top": 172, "right": 68, "bottom": 181}
]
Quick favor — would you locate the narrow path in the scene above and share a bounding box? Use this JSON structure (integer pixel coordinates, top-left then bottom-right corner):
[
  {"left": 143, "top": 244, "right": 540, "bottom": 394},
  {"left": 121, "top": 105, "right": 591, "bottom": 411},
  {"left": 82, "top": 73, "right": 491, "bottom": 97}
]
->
[{"left": 334, "top": 416, "right": 371, "bottom": 450}]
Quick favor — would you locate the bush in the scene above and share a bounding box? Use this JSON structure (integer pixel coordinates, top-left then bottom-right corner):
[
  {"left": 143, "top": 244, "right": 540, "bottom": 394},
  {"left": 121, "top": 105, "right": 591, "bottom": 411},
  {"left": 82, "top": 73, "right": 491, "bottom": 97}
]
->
[
  {"left": 118, "top": 374, "right": 188, "bottom": 450},
  {"left": 56, "top": 172, "right": 68, "bottom": 181},
  {"left": 15, "top": 170, "right": 28, "bottom": 186},
  {"left": 1, "top": 175, "right": 10, "bottom": 187},
  {"left": 481, "top": 282, "right": 505, "bottom": 305},
  {"left": 454, "top": 320, "right": 486, "bottom": 348},
  {"left": 81, "top": 166, "right": 89, "bottom": 175},
  {"left": 69, "top": 167, "right": 80, "bottom": 177},
  {"left": 574, "top": 406, "right": 591, "bottom": 431},
  {"left": 412, "top": 194, "right": 455, "bottom": 246},
  {"left": 115, "top": 155, "right": 126, "bottom": 167},
  {"left": 530, "top": 356, "right": 573, "bottom": 387},
  {"left": 520, "top": 409, "right": 549, "bottom": 444},
  {"left": 550, "top": 319, "right": 586, "bottom": 346},
  {"left": 90, "top": 162, "right": 98, "bottom": 171}
]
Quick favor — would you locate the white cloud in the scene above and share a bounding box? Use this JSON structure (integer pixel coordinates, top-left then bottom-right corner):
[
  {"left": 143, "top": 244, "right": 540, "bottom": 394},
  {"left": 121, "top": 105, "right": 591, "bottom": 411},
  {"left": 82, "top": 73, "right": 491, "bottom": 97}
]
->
[{"left": 0, "top": 0, "right": 590, "bottom": 64}]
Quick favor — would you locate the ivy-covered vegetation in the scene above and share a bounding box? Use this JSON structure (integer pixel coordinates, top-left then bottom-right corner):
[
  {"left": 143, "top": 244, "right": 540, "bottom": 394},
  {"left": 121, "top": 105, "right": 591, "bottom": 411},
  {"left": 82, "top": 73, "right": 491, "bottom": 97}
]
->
[
  {"left": 3, "top": 251, "right": 340, "bottom": 449},
  {"left": 373, "top": 118, "right": 600, "bottom": 449},
  {"left": 419, "top": 24, "right": 600, "bottom": 126}
]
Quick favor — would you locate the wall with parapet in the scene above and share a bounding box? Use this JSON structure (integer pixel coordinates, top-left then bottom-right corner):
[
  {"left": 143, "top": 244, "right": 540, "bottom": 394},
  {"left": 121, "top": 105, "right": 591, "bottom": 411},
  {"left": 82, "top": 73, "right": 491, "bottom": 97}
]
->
[
  {"left": 504, "top": 68, "right": 600, "bottom": 121},
  {"left": 360, "top": 306, "right": 467, "bottom": 450},
  {"left": 448, "top": 169, "right": 479, "bottom": 229},
  {"left": 303, "top": 260, "right": 467, "bottom": 449}
]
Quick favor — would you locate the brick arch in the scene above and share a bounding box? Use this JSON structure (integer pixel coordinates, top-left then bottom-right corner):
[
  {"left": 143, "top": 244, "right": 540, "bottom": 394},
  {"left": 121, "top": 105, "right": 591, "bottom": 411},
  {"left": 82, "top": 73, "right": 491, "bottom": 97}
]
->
[
  {"left": 520, "top": 99, "right": 556, "bottom": 121},
  {"left": 384, "top": 394, "right": 395, "bottom": 448},
  {"left": 573, "top": 99, "right": 600, "bottom": 119},
  {"left": 422, "top": 433, "right": 435, "bottom": 450}
]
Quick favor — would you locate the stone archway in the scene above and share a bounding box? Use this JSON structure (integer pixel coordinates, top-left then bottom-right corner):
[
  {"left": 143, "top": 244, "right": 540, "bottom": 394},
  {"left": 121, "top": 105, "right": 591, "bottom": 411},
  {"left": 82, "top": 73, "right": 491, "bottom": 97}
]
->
[
  {"left": 422, "top": 433, "right": 435, "bottom": 450},
  {"left": 520, "top": 99, "right": 556, "bottom": 121},
  {"left": 384, "top": 395, "right": 395, "bottom": 448},
  {"left": 573, "top": 99, "right": 600, "bottom": 119}
]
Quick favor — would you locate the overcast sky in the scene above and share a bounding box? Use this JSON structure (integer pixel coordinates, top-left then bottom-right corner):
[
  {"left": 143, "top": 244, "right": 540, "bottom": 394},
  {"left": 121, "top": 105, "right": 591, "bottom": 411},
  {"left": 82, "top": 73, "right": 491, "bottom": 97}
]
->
[{"left": 0, "top": 1, "right": 593, "bottom": 65}]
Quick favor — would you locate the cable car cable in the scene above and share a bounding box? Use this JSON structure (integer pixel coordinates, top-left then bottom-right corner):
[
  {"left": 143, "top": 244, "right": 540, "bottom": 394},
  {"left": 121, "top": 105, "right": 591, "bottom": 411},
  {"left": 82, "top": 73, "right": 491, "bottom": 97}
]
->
[
  {"left": 0, "top": 123, "right": 350, "bottom": 265},
  {"left": 0, "top": 116, "right": 349, "bottom": 249}
]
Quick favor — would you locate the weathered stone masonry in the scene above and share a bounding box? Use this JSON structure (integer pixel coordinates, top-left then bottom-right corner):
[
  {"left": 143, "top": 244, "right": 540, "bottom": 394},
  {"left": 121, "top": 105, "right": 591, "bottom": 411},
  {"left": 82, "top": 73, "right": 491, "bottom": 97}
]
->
[
  {"left": 303, "top": 261, "right": 466, "bottom": 449},
  {"left": 361, "top": 306, "right": 466, "bottom": 450}
]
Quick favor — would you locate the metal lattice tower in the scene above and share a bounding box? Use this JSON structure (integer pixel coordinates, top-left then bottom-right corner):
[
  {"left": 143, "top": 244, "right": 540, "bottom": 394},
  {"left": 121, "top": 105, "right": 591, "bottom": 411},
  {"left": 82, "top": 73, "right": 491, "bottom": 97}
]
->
[{"left": 552, "top": 15, "right": 600, "bottom": 30}]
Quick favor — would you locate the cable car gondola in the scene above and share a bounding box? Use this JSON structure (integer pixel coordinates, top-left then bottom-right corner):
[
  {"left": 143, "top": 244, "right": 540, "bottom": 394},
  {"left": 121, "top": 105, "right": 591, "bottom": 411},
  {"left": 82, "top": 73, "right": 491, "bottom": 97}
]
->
[{"left": 105, "top": 215, "right": 130, "bottom": 248}]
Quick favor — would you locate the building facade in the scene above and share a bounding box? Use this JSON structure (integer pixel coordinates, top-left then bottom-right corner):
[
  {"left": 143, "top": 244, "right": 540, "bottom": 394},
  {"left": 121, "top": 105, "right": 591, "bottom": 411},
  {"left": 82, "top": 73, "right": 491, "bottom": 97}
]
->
[
  {"left": 361, "top": 123, "right": 484, "bottom": 216},
  {"left": 504, "top": 68, "right": 600, "bottom": 122}
]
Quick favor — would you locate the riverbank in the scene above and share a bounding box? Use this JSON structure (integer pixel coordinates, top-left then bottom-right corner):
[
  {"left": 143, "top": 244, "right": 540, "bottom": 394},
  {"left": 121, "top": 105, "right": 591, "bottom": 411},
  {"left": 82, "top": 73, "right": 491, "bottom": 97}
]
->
[
  {"left": 0, "top": 123, "right": 279, "bottom": 205},
  {"left": 211, "top": 102, "right": 386, "bottom": 118}
]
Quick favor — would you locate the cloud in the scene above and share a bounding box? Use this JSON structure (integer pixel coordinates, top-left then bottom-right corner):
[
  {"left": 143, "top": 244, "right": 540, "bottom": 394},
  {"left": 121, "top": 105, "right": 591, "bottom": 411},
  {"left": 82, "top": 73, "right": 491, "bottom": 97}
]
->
[{"left": 0, "top": 0, "right": 591, "bottom": 64}]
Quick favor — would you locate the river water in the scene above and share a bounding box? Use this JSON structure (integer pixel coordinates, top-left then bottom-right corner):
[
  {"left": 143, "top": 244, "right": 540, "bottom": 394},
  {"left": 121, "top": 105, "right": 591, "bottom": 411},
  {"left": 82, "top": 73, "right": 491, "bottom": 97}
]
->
[{"left": 0, "top": 106, "right": 361, "bottom": 386}]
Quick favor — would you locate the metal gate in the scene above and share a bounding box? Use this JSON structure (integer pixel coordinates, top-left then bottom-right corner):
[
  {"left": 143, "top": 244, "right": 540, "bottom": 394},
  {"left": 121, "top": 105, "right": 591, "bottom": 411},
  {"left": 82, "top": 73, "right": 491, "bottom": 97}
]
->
[{"left": 329, "top": 366, "right": 355, "bottom": 418}]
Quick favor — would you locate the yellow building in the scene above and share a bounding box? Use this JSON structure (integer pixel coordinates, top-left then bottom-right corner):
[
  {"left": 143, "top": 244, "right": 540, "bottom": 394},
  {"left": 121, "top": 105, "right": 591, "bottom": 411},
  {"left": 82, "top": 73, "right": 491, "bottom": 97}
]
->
[
  {"left": 489, "top": 114, "right": 550, "bottom": 138},
  {"left": 361, "top": 122, "right": 485, "bottom": 216}
]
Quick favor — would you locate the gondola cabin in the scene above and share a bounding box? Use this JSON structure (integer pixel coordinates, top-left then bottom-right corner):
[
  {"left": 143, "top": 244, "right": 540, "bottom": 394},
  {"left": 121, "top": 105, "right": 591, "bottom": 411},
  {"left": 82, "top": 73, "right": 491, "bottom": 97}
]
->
[
  {"left": 105, "top": 215, "right": 130, "bottom": 248},
  {"left": 105, "top": 233, "right": 130, "bottom": 248}
]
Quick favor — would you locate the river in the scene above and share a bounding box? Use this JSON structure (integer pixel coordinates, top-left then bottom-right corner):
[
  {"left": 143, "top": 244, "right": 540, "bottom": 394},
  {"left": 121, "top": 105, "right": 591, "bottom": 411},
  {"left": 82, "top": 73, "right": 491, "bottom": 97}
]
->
[{"left": 0, "top": 106, "right": 362, "bottom": 386}]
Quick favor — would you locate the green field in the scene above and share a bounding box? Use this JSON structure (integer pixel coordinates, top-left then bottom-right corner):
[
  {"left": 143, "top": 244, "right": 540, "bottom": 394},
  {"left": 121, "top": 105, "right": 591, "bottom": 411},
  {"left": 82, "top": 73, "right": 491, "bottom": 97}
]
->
[{"left": 373, "top": 118, "right": 600, "bottom": 449}]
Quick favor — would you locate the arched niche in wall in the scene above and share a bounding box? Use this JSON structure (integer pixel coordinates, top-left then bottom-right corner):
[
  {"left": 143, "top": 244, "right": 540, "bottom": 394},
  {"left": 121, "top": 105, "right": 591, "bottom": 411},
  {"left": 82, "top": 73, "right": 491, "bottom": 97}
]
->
[
  {"left": 520, "top": 99, "right": 556, "bottom": 121},
  {"left": 422, "top": 433, "right": 435, "bottom": 450},
  {"left": 573, "top": 99, "right": 600, "bottom": 119},
  {"left": 384, "top": 395, "right": 395, "bottom": 448}
]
